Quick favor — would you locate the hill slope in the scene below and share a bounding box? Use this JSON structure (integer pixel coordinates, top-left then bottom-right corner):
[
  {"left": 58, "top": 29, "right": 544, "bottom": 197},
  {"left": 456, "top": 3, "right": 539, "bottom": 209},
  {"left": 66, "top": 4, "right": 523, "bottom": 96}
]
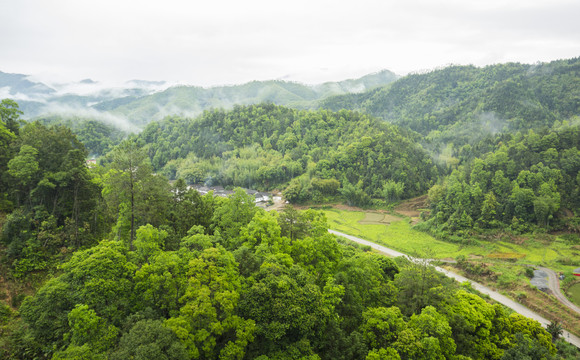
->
[
  {"left": 133, "top": 103, "right": 437, "bottom": 205},
  {"left": 107, "top": 70, "right": 398, "bottom": 126},
  {"left": 319, "top": 58, "right": 580, "bottom": 153},
  {"left": 0, "top": 69, "right": 398, "bottom": 127}
]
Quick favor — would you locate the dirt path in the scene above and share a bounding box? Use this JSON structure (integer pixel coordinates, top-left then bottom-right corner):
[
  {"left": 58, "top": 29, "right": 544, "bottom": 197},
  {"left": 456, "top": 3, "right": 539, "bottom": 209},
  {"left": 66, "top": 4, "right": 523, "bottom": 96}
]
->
[
  {"left": 539, "top": 266, "right": 580, "bottom": 315},
  {"left": 329, "top": 229, "right": 580, "bottom": 349}
]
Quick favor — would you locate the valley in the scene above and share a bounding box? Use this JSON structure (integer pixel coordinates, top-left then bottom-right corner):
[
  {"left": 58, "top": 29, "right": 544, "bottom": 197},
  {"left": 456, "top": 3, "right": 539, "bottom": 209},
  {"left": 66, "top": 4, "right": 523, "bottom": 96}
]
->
[{"left": 1, "top": 57, "right": 580, "bottom": 359}]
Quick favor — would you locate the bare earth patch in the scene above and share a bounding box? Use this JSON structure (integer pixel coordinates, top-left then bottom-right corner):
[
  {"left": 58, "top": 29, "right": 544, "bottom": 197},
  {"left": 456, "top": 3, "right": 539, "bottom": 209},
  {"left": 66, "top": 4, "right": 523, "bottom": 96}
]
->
[
  {"left": 333, "top": 204, "right": 366, "bottom": 211},
  {"left": 394, "top": 195, "right": 427, "bottom": 217},
  {"left": 393, "top": 195, "right": 428, "bottom": 225}
]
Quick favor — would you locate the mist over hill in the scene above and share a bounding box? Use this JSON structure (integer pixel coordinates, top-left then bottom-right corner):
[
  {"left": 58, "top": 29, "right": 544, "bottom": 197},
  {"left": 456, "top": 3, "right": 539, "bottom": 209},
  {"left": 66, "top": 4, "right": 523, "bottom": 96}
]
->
[
  {"left": 0, "top": 69, "right": 398, "bottom": 128},
  {"left": 318, "top": 58, "right": 580, "bottom": 153},
  {"left": 2, "top": 58, "right": 580, "bottom": 359}
]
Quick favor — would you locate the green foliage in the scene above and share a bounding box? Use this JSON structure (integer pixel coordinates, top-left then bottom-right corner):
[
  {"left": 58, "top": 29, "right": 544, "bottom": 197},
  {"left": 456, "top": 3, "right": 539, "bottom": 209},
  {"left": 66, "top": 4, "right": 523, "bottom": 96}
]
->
[
  {"left": 211, "top": 188, "right": 258, "bottom": 248},
  {"left": 52, "top": 344, "right": 107, "bottom": 360},
  {"left": 382, "top": 180, "right": 405, "bottom": 203},
  {"left": 547, "top": 321, "right": 564, "bottom": 343},
  {"left": 165, "top": 246, "right": 256, "bottom": 360},
  {"left": 110, "top": 319, "right": 189, "bottom": 360},
  {"left": 500, "top": 333, "right": 556, "bottom": 360},
  {"left": 427, "top": 123, "right": 580, "bottom": 235},
  {"left": 0, "top": 98, "right": 22, "bottom": 135},
  {"left": 239, "top": 264, "right": 342, "bottom": 358},
  {"left": 340, "top": 179, "right": 371, "bottom": 207},
  {"left": 0, "top": 98, "right": 570, "bottom": 359},
  {"left": 136, "top": 104, "right": 437, "bottom": 204},
  {"left": 168, "top": 181, "right": 216, "bottom": 242},
  {"left": 366, "top": 347, "right": 401, "bottom": 360},
  {"left": 1, "top": 120, "right": 102, "bottom": 277},
  {"left": 395, "top": 258, "right": 453, "bottom": 316},
  {"left": 361, "top": 306, "right": 405, "bottom": 349},
  {"left": 320, "top": 58, "right": 580, "bottom": 153},
  {"left": 63, "top": 304, "right": 119, "bottom": 353},
  {"left": 102, "top": 140, "right": 171, "bottom": 248},
  {"left": 133, "top": 250, "right": 192, "bottom": 318},
  {"left": 134, "top": 224, "right": 167, "bottom": 263},
  {"left": 445, "top": 290, "right": 499, "bottom": 359}
]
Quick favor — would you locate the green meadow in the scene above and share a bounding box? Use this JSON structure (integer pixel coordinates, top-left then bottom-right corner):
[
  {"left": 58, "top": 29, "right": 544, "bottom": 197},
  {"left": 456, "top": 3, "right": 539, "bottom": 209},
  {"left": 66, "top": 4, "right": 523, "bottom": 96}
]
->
[
  {"left": 568, "top": 283, "right": 580, "bottom": 305},
  {"left": 322, "top": 208, "right": 580, "bottom": 274}
]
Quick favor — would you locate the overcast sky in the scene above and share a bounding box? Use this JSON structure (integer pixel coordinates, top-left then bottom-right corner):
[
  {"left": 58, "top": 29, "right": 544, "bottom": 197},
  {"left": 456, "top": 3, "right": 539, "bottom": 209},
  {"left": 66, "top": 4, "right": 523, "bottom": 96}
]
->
[{"left": 2, "top": 0, "right": 579, "bottom": 87}]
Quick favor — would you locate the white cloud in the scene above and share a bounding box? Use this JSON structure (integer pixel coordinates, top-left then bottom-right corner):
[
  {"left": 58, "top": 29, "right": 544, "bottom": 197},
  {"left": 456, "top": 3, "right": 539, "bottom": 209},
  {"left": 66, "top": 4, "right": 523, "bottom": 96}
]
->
[
  {"left": 39, "top": 102, "right": 141, "bottom": 133},
  {"left": 1, "top": 0, "right": 579, "bottom": 86}
]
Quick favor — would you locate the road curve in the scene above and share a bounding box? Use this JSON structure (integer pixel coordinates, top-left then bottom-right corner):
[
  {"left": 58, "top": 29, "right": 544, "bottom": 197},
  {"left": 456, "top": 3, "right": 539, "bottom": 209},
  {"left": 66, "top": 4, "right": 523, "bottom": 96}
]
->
[
  {"left": 328, "top": 229, "right": 580, "bottom": 348},
  {"left": 539, "top": 266, "right": 580, "bottom": 314}
]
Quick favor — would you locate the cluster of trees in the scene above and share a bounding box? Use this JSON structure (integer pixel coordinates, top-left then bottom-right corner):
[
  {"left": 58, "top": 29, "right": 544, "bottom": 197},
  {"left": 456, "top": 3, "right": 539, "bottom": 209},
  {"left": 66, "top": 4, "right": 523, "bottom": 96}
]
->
[
  {"left": 424, "top": 122, "right": 580, "bottom": 236},
  {"left": 320, "top": 58, "right": 580, "bottom": 157},
  {"left": 2, "top": 99, "right": 574, "bottom": 358},
  {"left": 137, "top": 104, "right": 438, "bottom": 206},
  {"left": 2, "top": 191, "right": 569, "bottom": 359},
  {"left": 1, "top": 102, "right": 105, "bottom": 278},
  {"left": 0, "top": 100, "right": 181, "bottom": 279},
  {"left": 36, "top": 116, "right": 127, "bottom": 156}
]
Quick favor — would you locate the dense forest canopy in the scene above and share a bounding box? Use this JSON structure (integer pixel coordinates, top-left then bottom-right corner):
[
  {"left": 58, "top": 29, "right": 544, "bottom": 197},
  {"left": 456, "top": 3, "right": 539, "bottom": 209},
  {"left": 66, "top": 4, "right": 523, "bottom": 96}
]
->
[
  {"left": 422, "top": 121, "right": 580, "bottom": 238},
  {"left": 2, "top": 56, "right": 580, "bottom": 359},
  {"left": 134, "top": 104, "right": 438, "bottom": 206},
  {"left": 0, "top": 104, "right": 566, "bottom": 358},
  {"left": 319, "top": 58, "right": 580, "bottom": 159}
]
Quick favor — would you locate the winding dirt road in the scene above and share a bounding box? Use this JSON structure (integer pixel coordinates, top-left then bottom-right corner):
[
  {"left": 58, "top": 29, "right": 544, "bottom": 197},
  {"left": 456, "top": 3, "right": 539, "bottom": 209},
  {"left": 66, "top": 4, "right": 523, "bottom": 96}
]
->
[
  {"left": 538, "top": 266, "right": 580, "bottom": 314},
  {"left": 328, "top": 229, "right": 580, "bottom": 348}
]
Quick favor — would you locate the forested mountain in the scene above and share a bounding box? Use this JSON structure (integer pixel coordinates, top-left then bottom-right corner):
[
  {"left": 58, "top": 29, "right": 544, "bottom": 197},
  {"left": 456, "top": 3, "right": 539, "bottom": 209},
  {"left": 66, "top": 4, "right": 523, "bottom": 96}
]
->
[
  {"left": 2, "top": 99, "right": 571, "bottom": 359},
  {"left": 134, "top": 104, "right": 438, "bottom": 205},
  {"left": 0, "top": 69, "right": 397, "bottom": 126},
  {"left": 98, "top": 70, "right": 398, "bottom": 126},
  {"left": 319, "top": 58, "right": 580, "bottom": 157},
  {"left": 423, "top": 121, "right": 580, "bottom": 237},
  {"left": 0, "top": 71, "right": 55, "bottom": 97},
  {"left": 3, "top": 56, "right": 580, "bottom": 359},
  {"left": 0, "top": 71, "right": 159, "bottom": 120}
]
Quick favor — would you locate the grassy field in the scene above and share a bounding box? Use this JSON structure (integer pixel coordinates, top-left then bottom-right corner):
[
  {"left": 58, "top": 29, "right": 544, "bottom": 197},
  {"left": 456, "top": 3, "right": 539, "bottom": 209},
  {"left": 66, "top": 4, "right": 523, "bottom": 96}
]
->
[
  {"left": 321, "top": 208, "right": 580, "bottom": 273},
  {"left": 322, "top": 208, "right": 480, "bottom": 258},
  {"left": 568, "top": 283, "right": 580, "bottom": 305}
]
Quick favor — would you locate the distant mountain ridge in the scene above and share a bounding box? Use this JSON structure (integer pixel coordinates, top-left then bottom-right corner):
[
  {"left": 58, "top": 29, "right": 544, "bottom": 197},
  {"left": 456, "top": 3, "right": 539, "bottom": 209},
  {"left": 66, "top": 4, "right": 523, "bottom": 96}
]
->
[
  {"left": 317, "top": 57, "right": 580, "bottom": 151},
  {"left": 0, "top": 69, "right": 399, "bottom": 127},
  {"left": 101, "top": 70, "right": 399, "bottom": 126}
]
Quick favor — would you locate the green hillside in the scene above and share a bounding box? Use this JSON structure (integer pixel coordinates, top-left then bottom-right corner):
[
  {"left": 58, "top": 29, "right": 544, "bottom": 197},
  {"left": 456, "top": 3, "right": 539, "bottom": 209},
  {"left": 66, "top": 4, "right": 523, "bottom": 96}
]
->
[
  {"left": 2, "top": 63, "right": 580, "bottom": 359},
  {"left": 107, "top": 70, "right": 398, "bottom": 126},
  {"left": 320, "top": 58, "right": 580, "bottom": 155},
  {"left": 423, "top": 122, "right": 580, "bottom": 238},
  {"left": 133, "top": 104, "right": 437, "bottom": 205}
]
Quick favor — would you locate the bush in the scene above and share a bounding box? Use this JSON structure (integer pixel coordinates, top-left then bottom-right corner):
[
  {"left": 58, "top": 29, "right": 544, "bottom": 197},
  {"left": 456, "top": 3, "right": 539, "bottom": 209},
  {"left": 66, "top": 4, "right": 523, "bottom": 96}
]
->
[{"left": 525, "top": 267, "right": 535, "bottom": 278}]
